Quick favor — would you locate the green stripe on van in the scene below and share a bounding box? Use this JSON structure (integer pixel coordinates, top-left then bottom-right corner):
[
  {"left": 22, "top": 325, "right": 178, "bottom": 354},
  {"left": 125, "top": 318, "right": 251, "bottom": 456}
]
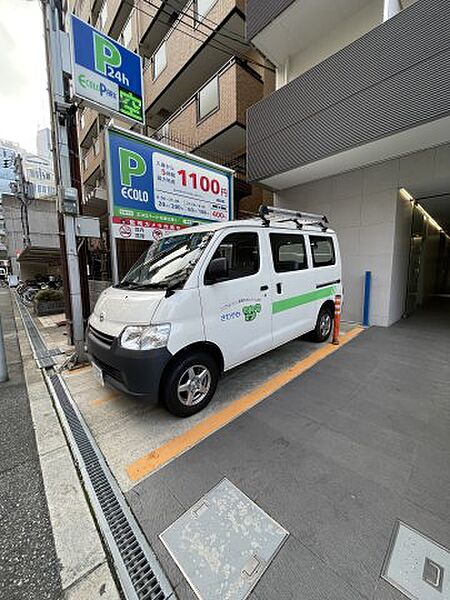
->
[{"left": 272, "top": 286, "right": 336, "bottom": 314}]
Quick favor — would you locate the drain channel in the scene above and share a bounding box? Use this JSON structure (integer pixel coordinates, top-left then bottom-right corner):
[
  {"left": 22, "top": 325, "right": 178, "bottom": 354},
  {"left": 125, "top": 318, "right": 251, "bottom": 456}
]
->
[
  {"left": 46, "top": 374, "right": 174, "bottom": 600},
  {"left": 15, "top": 297, "right": 56, "bottom": 368},
  {"left": 17, "top": 299, "right": 175, "bottom": 600}
]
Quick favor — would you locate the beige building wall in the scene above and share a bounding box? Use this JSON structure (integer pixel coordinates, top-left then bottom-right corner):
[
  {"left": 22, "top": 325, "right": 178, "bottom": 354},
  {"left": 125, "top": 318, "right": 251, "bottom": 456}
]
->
[{"left": 277, "top": 144, "right": 450, "bottom": 327}]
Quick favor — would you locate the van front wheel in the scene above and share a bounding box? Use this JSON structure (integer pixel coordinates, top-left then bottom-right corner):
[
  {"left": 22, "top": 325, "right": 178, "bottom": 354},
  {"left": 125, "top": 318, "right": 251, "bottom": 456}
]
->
[
  {"left": 162, "top": 352, "right": 219, "bottom": 417},
  {"left": 311, "top": 305, "right": 334, "bottom": 342}
]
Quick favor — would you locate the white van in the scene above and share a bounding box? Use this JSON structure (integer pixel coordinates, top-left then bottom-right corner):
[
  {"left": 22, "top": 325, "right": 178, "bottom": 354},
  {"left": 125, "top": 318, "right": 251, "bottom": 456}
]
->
[{"left": 87, "top": 206, "right": 342, "bottom": 416}]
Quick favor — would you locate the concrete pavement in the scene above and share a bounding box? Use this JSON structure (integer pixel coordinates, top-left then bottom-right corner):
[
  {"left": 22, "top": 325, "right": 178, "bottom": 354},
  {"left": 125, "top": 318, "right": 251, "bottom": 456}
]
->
[
  {"left": 127, "top": 298, "right": 450, "bottom": 599},
  {"left": 0, "top": 290, "right": 62, "bottom": 600}
]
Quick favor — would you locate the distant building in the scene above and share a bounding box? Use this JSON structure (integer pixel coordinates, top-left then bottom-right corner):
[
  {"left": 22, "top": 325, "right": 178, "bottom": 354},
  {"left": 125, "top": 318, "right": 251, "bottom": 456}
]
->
[
  {"left": 1, "top": 193, "right": 60, "bottom": 279},
  {"left": 37, "top": 127, "right": 52, "bottom": 161},
  {"left": 0, "top": 137, "right": 56, "bottom": 200},
  {"left": 25, "top": 154, "right": 55, "bottom": 199},
  {"left": 0, "top": 132, "right": 59, "bottom": 278}
]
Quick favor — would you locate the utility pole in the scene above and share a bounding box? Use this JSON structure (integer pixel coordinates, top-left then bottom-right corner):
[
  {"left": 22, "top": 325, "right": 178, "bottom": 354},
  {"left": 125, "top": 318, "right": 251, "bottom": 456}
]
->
[
  {"left": 42, "top": 0, "right": 86, "bottom": 361},
  {"left": 8, "top": 154, "right": 32, "bottom": 247}
]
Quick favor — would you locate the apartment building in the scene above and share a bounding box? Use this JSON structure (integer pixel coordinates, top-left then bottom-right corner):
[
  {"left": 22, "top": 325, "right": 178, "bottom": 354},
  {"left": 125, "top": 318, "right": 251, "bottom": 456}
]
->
[
  {"left": 71, "top": 0, "right": 274, "bottom": 277},
  {"left": 246, "top": 0, "right": 450, "bottom": 326}
]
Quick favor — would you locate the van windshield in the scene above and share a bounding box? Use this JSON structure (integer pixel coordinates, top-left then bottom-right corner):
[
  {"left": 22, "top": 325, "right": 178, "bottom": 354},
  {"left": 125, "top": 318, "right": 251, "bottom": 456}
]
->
[{"left": 117, "top": 230, "right": 214, "bottom": 291}]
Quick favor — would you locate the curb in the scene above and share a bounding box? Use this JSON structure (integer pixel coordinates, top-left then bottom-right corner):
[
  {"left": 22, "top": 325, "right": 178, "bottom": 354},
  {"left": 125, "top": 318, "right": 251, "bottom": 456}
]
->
[{"left": 12, "top": 298, "right": 121, "bottom": 600}]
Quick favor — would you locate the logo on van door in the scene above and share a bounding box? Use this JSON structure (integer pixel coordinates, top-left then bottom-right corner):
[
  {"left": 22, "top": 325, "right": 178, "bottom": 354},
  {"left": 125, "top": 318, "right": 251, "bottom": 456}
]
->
[
  {"left": 242, "top": 303, "right": 262, "bottom": 322},
  {"left": 220, "top": 298, "right": 262, "bottom": 323}
]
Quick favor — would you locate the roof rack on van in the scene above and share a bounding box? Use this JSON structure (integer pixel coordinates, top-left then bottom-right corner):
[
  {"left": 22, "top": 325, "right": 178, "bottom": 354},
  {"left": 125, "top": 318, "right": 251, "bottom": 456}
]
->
[{"left": 258, "top": 205, "right": 329, "bottom": 231}]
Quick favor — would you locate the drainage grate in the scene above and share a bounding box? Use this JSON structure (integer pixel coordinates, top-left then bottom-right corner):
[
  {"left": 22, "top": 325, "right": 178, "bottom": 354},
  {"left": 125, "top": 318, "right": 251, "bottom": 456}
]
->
[
  {"left": 47, "top": 375, "right": 175, "bottom": 600},
  {"left": 16, "top": 293, "right": 175, "bottom": 600},
  {"left": 15, "top": 298, "right": 56, "bottom": 368}
]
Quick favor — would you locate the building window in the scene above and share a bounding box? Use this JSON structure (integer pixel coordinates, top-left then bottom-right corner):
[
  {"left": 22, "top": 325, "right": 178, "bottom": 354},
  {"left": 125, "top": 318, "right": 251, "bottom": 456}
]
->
[
  {"left": 197, "top": 76, "right": 219, "bottom": 121},
  {"left": 310, "top": 236, "right": 335, "bottom": 267},
  {"left": 270, "top": 233, "right": 308, "bottom": 273},
  {"left": 195, "top": 0, "right": 217, "bottom": 23},
  {"left": 152, "top": 42, "right": 167, "bottom": 80},
  {"left": 120, "top": 17, "right": 133, "bottom": 47}
]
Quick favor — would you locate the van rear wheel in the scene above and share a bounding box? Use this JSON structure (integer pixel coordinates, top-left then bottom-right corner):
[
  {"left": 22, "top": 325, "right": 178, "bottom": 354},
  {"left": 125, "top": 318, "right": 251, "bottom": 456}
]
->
[
  {"left": 162, "top": 352, "right": 219, "bottom": 417},
  {"left": 311, "top": 305, "right": 334, "bottom": 342}
]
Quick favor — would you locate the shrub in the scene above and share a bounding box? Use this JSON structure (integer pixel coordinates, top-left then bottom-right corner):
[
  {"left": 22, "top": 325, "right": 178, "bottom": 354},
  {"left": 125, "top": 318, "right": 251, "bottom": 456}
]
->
[{"left": 34, "top": 289, "right": 64, "bottom": 303}]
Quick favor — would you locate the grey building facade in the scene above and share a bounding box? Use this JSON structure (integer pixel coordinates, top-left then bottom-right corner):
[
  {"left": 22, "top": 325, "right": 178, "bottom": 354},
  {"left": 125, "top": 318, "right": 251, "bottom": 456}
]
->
[{"left": 246, "top": 0, "right": 450, "bottom": 326}]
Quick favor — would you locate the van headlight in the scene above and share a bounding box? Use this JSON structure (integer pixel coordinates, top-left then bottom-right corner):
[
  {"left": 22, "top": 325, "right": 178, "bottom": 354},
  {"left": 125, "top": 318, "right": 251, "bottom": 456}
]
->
[{"left": 120, "top": 324, "right": 171, "bottom": 351}]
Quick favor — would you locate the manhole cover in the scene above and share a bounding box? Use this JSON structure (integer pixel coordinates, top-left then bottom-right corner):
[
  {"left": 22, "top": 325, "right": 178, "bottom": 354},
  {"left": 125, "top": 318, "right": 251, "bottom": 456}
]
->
[
  {"left": 159, "top": 478, "right": 289, "bottom": 600},
  {"left": 382, "top": 521, "right": 450, "bottom": 599}
]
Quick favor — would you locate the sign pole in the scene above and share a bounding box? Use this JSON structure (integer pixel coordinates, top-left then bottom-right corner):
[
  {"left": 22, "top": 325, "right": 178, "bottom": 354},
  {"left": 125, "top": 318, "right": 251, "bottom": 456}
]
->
[
  {"left": 42, "top": 0, "right": 86, "bottom": 362},
  {"left": 104, "top": 128, "right": 120, "bottom": 284}
]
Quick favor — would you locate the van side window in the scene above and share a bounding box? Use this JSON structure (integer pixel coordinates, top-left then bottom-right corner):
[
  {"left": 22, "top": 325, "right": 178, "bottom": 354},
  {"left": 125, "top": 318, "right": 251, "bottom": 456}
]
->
[
  {"left": 208, "top": 232, "right": 259, "bottom": 281},
  {"left": 310, "top": 236, "right": 335, "bottom": 267},
  {"left": 270, "top": 233, "right": 307, "bottom": 273}
]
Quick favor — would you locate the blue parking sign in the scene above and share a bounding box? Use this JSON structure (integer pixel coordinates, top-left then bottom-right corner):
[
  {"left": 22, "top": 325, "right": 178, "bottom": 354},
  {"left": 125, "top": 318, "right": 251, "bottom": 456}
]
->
[{"left": 70, "top": 15, "right": 144, "bottom": 124}]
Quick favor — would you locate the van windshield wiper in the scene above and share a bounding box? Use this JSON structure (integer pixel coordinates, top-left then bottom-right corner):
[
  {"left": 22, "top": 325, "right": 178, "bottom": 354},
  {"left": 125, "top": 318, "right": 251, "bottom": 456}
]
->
[{"left": 127, "top": 282, "right": 168, "bottom": 291}]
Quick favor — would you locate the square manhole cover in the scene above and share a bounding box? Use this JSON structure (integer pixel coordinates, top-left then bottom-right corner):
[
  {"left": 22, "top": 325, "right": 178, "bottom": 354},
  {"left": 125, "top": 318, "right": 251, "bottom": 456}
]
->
[
  {"left": 382, "top": 521, "right": 450, "bottom": 599},
  {"left": 159, "top": 478, "right": 288, "bottom": 600}
]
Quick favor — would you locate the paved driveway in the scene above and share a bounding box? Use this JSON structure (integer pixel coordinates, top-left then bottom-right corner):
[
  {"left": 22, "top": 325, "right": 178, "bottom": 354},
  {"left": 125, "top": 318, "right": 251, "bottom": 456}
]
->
[{"left": 127, "top": 299, "right": 450, "bottom": 600}]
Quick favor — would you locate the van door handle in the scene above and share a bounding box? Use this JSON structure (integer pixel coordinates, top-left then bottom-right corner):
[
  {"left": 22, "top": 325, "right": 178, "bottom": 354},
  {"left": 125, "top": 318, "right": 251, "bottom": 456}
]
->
[
  {"left": 260, "top": 285, "right": 269, "bottom": 291},
  {"left": 276, "top": 283, "right": 282, "bottom": 294}
]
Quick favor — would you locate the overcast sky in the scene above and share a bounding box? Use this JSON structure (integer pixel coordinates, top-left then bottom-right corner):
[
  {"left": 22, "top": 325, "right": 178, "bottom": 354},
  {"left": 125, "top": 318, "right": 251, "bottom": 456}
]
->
[{"left": 0, "top": 0, "right": 50, "bottom": 154}]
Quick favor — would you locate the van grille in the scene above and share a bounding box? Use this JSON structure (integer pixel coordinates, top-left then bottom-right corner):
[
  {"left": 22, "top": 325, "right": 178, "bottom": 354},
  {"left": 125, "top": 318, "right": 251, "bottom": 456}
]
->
[{"left": 90, "top": 325, "right": 115, "bottom": 348}]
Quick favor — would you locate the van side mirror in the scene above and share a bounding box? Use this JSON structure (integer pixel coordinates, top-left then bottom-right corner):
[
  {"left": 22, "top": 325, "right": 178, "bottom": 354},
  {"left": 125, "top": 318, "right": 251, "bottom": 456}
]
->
[{"left": 205, "top": 257, "right": 229, "bottom": 284}]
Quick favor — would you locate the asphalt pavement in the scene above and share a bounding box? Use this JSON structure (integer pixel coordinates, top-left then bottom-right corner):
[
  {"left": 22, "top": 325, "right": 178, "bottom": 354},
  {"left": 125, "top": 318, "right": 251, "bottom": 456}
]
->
[
  {"left": 0, "top": 290, "right": 62, "bottom": 600},
  {"left": 127, "top": 297, "right": 450, "bottom": 600}
]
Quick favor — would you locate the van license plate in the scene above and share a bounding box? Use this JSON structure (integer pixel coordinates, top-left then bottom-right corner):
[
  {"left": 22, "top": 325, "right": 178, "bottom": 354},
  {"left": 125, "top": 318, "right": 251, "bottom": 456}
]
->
[{"left": 92, "top": 362, "right": 104, "bottom": 387}]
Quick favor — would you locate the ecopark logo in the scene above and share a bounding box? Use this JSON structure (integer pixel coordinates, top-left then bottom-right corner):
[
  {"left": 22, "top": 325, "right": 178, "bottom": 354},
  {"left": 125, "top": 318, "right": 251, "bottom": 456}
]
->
[
  {"left": 77, "top": 73, "right": 117, "bottom": 101},
  {"left": 118, "top": 147, "right": 149, "bottom": 203}
]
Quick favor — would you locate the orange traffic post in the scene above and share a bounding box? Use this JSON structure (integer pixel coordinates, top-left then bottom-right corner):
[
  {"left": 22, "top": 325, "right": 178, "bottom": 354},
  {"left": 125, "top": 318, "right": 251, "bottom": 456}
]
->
[{"left": 332, "top": 294, "right": 342, "bottom": 345}]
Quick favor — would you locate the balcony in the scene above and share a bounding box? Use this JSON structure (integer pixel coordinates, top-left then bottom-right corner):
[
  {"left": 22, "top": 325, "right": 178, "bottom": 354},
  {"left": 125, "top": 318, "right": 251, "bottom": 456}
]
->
[
  {"left": 247, "top": 0, "right": 450, "bottom": 189},
  {"left": 81, "top": 136, "right": 104, "bottom": 186},
  {"left": 155, "top": 58, "right": 263, "bottom": 167},
  {"left": 246, "top": 0, "right": 420, "bottom": 68},
  {"left": 144, "top": 0, "right": 249, "bottom": 129},
  {"left": 78, "top": 106, "right": 100, "bottom": 148},
  {"left": 138, "top": 0, "right": 188, "bottom": 58}
]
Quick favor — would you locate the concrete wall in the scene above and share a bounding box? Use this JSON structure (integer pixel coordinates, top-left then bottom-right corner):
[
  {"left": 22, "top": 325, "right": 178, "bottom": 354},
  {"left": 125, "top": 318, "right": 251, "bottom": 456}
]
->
[
  {"left": 276, "top": 143, "right": 450, "bottom": 326},
  {"left": 287, "top": 0, "right": 383, "bottom": 81}
]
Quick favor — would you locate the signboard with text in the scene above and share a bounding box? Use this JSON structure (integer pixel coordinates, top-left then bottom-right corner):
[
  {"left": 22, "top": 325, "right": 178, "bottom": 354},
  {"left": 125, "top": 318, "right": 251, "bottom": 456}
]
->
[
  {"left": 70, "top": 15, "right": 144, "bottom": 124},
  {"left": 105, "top": 127, "right": 233, "bottom": 241}
]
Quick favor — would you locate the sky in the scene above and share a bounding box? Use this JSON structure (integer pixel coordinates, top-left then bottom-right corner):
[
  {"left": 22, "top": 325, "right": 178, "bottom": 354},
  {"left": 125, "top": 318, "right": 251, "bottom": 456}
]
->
[{"left": 0, "top": 0, "right": 50, "bottom": 154}]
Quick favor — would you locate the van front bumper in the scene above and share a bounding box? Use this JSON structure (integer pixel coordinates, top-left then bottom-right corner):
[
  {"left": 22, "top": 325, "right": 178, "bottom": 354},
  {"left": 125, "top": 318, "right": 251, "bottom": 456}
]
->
[{"left": 87, "top": 325, "right": 172, "bottom": 399}]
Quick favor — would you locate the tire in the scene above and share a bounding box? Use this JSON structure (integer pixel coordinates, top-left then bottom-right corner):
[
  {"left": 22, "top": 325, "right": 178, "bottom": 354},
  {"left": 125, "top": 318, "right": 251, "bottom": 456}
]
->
[
  {"left": 162, "top": 351, "right": 219, "bottom": 417},
  {"left": 311, "top": 305, "right": 334, "bottom": 342}
]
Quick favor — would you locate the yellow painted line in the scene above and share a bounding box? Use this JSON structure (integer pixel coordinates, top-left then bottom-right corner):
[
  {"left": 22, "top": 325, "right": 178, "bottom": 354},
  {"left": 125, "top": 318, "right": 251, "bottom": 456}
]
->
[
  {"left": 127, "top": 326, "right": 364, "bottom": 483},
  {"left": 91, "top": 389, "right": 120, "bottom": 407}
]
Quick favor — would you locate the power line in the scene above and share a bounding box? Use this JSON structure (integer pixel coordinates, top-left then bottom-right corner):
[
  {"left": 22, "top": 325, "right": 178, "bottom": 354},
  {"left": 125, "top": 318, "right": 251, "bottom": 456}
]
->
[
  {"left": 124, "top": 0, "right": 274, "bottom": 72},
  {"left": 148, "top": 0, "right": 249, "bottom": 47},
  {"left": 141, "top": 0, "right": 274, "bottom": 71}
]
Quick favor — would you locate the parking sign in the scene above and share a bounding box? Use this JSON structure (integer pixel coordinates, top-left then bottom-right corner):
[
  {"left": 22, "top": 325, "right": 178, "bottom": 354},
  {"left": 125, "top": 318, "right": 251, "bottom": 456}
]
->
[
  {"left": 70, "top": 15, "right": 144, "bottom": 124},
  {"left": 105, "top": 126, "right": 233, "bottom": 242}
]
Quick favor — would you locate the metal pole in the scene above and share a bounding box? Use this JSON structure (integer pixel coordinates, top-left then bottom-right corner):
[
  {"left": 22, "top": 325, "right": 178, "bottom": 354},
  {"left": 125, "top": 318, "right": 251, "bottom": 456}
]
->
[
  {"left": 42, "top": 0, "right": 86, "bottom": 360},
  {"left": 0, "top": 316, "right": 9, "bottom": 383},
  {"left": 363, "top": 271, "right": 372, "bottom": 327}
]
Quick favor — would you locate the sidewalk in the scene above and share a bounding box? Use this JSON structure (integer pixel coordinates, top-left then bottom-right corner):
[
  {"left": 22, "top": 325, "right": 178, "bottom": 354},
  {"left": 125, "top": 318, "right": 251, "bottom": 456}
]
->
[{"left": 0, "top": 290, "right": 62, "bottom": 600}]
